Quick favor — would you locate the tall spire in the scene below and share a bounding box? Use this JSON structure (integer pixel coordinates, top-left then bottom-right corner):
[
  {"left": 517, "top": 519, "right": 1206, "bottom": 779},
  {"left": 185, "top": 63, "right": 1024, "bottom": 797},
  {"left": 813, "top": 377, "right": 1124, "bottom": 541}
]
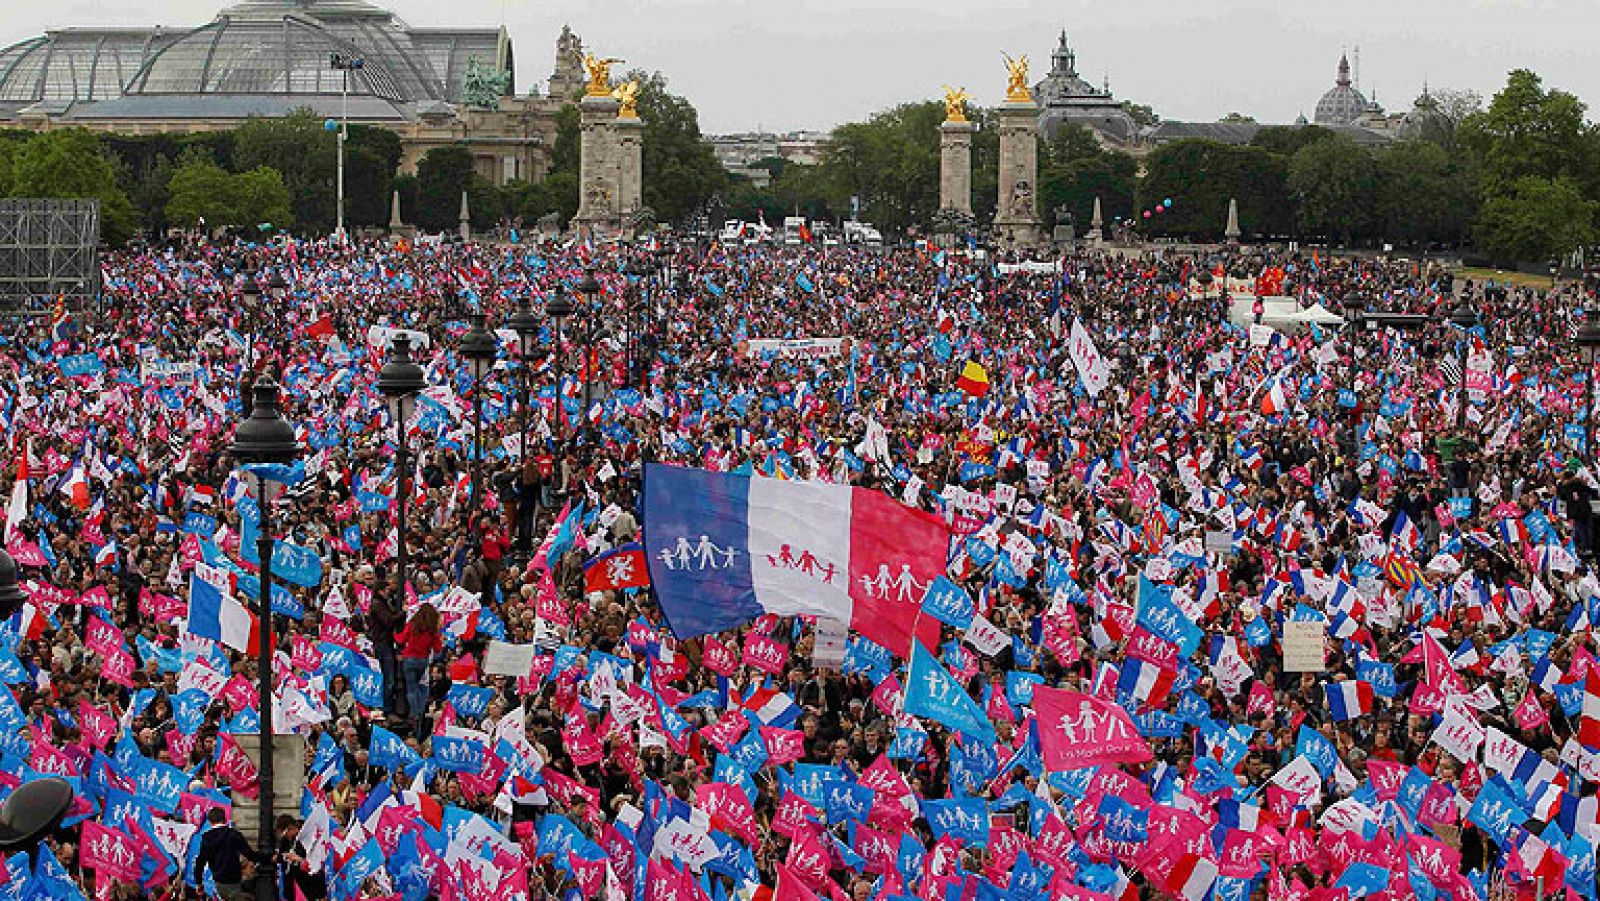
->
[{"left": 1336, "top": 53, "right": 1351, "bottom": 87}]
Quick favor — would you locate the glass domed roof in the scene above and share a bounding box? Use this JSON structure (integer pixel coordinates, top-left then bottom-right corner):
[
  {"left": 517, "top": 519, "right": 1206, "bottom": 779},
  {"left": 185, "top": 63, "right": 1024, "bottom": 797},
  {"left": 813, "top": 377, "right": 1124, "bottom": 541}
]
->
[
  {"left": 125, "top": 0, "right": 442, "bottom": 103},
  {"left": 1313, "top": 54, "right": 1369, "bottom": 126}
]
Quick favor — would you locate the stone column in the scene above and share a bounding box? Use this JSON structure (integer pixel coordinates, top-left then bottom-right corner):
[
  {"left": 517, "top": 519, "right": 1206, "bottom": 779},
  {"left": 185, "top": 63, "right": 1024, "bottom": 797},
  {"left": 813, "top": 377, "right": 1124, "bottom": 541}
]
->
[
  {"left": 1087, "top": 196, "right": 1103, "bottom": 244},
  {"left": 1225, "top": 196, "right": 1241, "bottom": 243},
  {"left": 938, "top": 119, "right": 975, "bottom": 216},
  {"left": 993, "top": 99, "right": 1042, "bottom": 250},
  {"left": 574, "top": 93, "right": 621, "bottom": 236},
  {"left": 458, "top": 190, "right": 471, "bottom": 242},
  {"left": 616, "top": 113, "right": 644, "bottom": 236}
]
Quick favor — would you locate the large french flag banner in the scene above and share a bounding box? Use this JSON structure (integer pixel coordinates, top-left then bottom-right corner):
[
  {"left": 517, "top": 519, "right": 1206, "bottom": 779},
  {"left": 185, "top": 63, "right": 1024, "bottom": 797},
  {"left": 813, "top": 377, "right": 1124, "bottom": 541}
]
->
[{"left": 642, "top": 463, "right": 948, "bottom": 656}]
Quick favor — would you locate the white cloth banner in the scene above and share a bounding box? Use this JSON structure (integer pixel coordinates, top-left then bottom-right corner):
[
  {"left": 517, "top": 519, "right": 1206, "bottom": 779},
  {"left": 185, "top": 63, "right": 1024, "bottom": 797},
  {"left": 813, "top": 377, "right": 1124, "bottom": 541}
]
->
[
  {"left": 744, "top": 337, "right": 846, "bottom": 361},
  {"left": 1068, "top": 318, "right": 1109, "bottom": 397},
  {"left": 366, "top": 325, "right": 431, "bottom": 352}
]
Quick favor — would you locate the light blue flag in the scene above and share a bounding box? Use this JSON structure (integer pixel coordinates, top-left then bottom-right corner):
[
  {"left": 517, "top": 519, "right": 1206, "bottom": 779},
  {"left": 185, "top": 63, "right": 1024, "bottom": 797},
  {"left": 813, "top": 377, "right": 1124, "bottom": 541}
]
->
[{"left": 904, "top": 642, "right": 995, "bottom": 742}]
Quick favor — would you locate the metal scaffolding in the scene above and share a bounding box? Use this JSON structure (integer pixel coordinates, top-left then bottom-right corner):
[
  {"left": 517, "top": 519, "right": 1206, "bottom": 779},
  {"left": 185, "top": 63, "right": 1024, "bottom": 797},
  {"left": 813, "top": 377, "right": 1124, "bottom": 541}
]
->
[{"left": 0, "top": 199, "right": 100, "bottom": 311}]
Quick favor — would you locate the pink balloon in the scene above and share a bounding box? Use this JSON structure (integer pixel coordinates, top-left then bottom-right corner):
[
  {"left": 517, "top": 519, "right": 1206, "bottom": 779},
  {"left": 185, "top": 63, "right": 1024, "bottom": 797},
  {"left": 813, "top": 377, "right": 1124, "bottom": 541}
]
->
[
  {"left": 1142, "top": 211, "right": 1151, "bottom": 219},
  {"left": 1154, "top": 206, "right": 1164, "bottom": 214}
]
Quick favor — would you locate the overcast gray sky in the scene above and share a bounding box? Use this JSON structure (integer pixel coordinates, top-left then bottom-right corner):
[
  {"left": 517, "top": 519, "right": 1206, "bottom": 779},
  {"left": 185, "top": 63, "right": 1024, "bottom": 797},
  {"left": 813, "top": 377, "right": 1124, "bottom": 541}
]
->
[{"left": 6, "top": 0, "right": 1598, "bottom": 134}]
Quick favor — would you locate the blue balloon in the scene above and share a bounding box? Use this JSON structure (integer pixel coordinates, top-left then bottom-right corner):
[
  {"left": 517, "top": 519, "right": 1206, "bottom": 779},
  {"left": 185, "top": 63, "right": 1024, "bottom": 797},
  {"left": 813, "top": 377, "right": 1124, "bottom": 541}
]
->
[
  {"left": 1163, "top": 197, "right": 1173, "bottom": 207},
  {"left": 323, "top": 118, "right": 338, "bottom": 132}
]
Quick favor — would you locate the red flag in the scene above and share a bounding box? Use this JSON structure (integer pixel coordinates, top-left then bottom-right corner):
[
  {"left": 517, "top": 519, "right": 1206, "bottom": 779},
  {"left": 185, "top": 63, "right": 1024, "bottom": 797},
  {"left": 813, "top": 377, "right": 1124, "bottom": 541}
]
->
[
  {"left": 305, "top": 315, "right": 336, "bottom": 340},
  {"left": 582, "top": 543, "right": 651, "bottom": 593}
]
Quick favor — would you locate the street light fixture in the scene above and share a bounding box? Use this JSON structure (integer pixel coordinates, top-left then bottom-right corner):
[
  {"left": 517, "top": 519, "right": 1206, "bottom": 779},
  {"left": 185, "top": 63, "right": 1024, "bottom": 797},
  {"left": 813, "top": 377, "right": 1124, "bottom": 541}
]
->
[
  {"left": 329, "top": 52, "right": 365, "bottom": 242},
  {"left": 507, "top": 297, "right": 542, "bottom": 550},
  {"left": 459, "top": 313, "right": 499, "bottom": 512},
  {"left": 0, "top": 776, "right": 75, "bottom": 856},
  {"left": 1576, "top": 307, "right": 1600, "bottom": 464},
  {"left": 545, "top": 286, "right": 576, "bottom": 452},
  {"left": 623, "top": 260, "right": 649, "bottom": 387},
  {"left": 0, "top": 548, "right": 24, "bottom": 621},
  {"left": 377, "top": 335, "right": 425, "bottom": 605},
  {"left": 1449, "top": 300, "right": 1478, "bottom": 430},
  {"left": 227, "top": 377, "right": 299, "bottom": 901}
]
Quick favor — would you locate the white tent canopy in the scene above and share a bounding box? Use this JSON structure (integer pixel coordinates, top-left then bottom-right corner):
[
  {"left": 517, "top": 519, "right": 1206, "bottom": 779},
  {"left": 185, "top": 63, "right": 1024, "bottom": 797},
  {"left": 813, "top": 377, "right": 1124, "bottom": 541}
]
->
[{"left": 1229, "top": 297, "right": 1346, "bottom": 334}]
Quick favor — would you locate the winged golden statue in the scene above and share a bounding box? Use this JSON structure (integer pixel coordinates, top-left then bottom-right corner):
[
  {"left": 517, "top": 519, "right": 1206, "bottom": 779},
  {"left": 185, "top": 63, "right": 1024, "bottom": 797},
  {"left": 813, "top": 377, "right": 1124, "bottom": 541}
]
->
[
  {"left": 1002, "top": 53, "right": 1031, "bottom": 103},
  {"left": 941, "top": 85, "right": 971, "bottom": 123},
  {"left": 583, "top": 53, "right": 624, "bottom": 97},
  {"left": 613, "top": 80, "right": 641, "bottom": 118}
]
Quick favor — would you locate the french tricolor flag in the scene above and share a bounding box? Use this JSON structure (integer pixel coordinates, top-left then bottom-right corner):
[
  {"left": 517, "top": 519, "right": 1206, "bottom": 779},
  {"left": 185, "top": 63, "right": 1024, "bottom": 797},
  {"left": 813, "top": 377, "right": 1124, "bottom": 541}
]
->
[
  {"left": 1324, "top": 680, "right": 1375, "bottom": 721},
  {"left": 641, "top": 463, "right": 948, "bottom": 657},
  {"left": 1166, "top": 853, "right": 1219, "bottom": 901},
  {"left": 187, "top": 562, "right": 259, "bottom": 655},
  {"left": 1117, "top": 657, "right": 1176, "bottom": 711}
]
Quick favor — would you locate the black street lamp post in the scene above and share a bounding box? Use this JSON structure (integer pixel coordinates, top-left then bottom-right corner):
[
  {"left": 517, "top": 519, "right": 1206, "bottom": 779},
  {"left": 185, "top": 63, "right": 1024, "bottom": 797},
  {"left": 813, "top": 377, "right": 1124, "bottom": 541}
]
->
[
  {"left": 575, "top": 270, "right": 603, "bottom": 450},
  {"left": 459, "top": 313, "right": 498, "bottom": 513},
  {"left": 507, "top": 296, "right": 541, "bottom": 466},
  {"left": 1576, "top": 307, "right": 1600, "bottom": 464},
  {"left": 545, "top": 287, "right": 576, "bottom": 451},
  {"left": 377, "top": 335, "right": 425, "bottom": 606},
  {"left": 228, "top": 377, "right": 300, "bottom": 901},
  {"left": 1449, "top": 300, "right": 1479, "bottom": 431}
]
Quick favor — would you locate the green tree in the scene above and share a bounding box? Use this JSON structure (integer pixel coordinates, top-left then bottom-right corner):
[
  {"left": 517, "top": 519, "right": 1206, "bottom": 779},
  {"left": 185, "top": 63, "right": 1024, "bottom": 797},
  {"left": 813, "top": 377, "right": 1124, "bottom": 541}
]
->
[
  {"left": 233, "top": 110, "right": 336, "bottom": 232},
  {"left": 1250, "top": 125, "right": 1335, "bottom": 157},
  {"left": 232, "top": 166, "right": 293, "bottom": 228},
  {"left": 1373, "top": 140, "right": 1475, "bottom": 245},
  {"left": 627, "top": 70, "right": 728, "bottom": 226},
  {"left": 1458, "top": 69, "right": 1598, "bottom": 198},
  {"left": 165, "top": 152, "right": 292, "bottom": 229},
  {"left": 165, "top": 151, "right": 238, "bottom": 227},
  {"left": 550, "top": 104, "right": 579, "bottom": 175},
  {"left": 415, "top": 145, "right": 499, "bottom": 231},
  {"left": 1138, "top": 139, "right": 1289, "bottom": 238},
  {"left": 344, "top": 125, "right": 402, "bottom": 229},
  {"left": 1286, "top": 135, "right": 1377, "bottom": 242},
  {"left": 1037, "top": 125, "right": 1136, "bottom": 228},
  {"left": 1475, "top": 176, "right": 1595, "bottom": 262},
  {"left": 6, "top": 130, "right": 138, "bottom": 243},
  {"left": 822, "top": 100, "right": 944, "bottom": 234}
]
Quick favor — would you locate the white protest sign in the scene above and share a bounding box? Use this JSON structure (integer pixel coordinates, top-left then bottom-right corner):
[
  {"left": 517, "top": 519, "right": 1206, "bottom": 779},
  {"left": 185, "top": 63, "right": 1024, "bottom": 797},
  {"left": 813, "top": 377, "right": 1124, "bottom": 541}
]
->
[
  {"left": 812, "top": 618, "right": 849, "bottom": 671},
  {"left": 482, "top": 640, "right": 536, "bottom": 677},
  {"left": 1281, "top": 620, "right": 1326, "bottom": 672}
]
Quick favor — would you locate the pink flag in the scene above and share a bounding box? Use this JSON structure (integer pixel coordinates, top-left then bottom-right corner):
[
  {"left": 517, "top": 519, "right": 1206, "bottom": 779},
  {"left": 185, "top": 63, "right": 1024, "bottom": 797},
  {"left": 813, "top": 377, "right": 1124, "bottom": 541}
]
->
[
  {"left": 1514, "top": 690, "right": 1550, "bottom": 731},
  {"left": 81, "top": 821, "right": 141, "bottom": 883},
  {"left": 1033, "top": 686, "right": 1152, "bottom": 771}
]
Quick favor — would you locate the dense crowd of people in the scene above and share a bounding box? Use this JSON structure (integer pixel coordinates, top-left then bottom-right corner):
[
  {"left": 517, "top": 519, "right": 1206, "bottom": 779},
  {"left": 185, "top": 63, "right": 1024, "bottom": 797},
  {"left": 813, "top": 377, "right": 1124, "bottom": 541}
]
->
[{"left": 1, "top": 230, "right": 1597, "bottom": 901}]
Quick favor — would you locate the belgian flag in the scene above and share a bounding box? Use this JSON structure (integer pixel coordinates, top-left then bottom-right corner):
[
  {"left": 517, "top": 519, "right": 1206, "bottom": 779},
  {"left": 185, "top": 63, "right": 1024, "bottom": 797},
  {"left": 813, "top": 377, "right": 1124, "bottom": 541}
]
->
[{"left": 955, "top": 361, "right": 990, "bottom": 397}]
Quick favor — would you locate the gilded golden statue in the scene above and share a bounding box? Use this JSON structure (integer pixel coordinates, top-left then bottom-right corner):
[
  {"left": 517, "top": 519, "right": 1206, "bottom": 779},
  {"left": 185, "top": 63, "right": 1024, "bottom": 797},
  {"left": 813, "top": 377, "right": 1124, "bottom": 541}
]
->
[
  {"left": 582, "top": 53, "right": 623, "bottom": 97},
  {"left": 1002, "top": 53, "right": 1031, "bottom": 103},
  {"left": 613, "top": 80, "right": 641, "bottom": 118},
  {"left": 941, "top": 85, "right": 971, "bottom": 123}
]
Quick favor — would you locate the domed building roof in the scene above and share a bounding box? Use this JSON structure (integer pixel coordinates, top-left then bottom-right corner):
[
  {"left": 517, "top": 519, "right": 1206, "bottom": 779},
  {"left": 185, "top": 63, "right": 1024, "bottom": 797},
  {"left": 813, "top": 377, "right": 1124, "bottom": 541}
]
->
[
  {"left": 0, "top": 0, "right": 509, "bottom": 122},
  {"left": 1399, "top": 84, "right": 1451, "bottom": 141},
  {"left": 1313, "top": 54, "right": 1369, "bottom": 126}
]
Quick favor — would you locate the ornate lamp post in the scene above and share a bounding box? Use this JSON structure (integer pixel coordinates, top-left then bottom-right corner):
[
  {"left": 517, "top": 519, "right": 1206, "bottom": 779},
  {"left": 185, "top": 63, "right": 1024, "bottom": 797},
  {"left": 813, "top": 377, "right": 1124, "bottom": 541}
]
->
[
  {"left": 459, "top": 314, "right": 498, "bottom": 512},
  {"left": 624, "top": 260, "right": 649, "bottom": 387},
  {"left": 507, "top": 297, "right": 541, "bottom": 552},
  {"left": 240, "top": 276, "right": 263, "bottom": 416},
  {"left": 575, "top": 269, "right": 603, "bottom": 450},
  {"left": 228, "top": 377, "right": 299, "bottom": 901},
  {"left": 1449, "top": 300, "right": 1478, "bottom": 430},
  {"left": 545, "top": 287, "right": 576, "bottom": 450},
  {"left": 377, "top": 335, "right": 425, "bottom": 604},
  {"left": 1576, "top": 307, "right": 1600, "bottom": 463}
]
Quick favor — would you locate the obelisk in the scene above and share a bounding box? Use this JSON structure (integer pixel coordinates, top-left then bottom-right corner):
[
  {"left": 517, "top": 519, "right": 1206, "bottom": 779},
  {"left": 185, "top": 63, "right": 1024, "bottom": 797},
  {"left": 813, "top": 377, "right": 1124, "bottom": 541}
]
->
[
  {"left": 938, "top": 87, "right": 974, "bottom": 216},
  {"left": 458, "top": 190, "right": 471, "bottom": 242},
  {"left": 993, "top": 54, "right": 1042, "bottom": 250},
  {"left": 1087, "top": 196, "right": 1103, "bottom": 244},
  {"left": 1225, "top": 197, "right": 1241, "bottom": 244},
  {"left": 574, "top": 57, "right": 622, "bottom": 236}
]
